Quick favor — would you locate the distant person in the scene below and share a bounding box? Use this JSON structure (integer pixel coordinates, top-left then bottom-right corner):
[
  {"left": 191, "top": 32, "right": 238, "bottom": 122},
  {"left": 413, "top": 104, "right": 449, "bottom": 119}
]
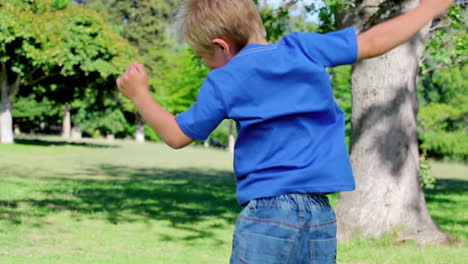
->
[{"left": 117, "top": 0, "right": 455, "bottom": 263}]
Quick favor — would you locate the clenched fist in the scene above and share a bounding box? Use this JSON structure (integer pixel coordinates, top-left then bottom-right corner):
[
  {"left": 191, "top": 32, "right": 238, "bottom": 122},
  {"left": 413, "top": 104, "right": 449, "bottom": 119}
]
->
[{"left": 116, "top": 62, "right": 150, "bottom": 100}]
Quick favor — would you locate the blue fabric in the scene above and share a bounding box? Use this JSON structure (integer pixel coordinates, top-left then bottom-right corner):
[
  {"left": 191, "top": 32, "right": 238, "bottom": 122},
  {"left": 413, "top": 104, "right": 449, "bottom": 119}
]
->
[
  {"left": 230, "top": 194, "right": 337, "bottom": 264},
  {"left": 176, "top": 27, "right": 358, "bottom": 205}
]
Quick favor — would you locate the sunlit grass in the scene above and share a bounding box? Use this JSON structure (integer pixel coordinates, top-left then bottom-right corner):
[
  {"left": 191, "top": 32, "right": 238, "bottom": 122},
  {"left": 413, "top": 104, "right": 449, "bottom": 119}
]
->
[{"left": 0, "top": 137, "right": 466, "bottom": 263}]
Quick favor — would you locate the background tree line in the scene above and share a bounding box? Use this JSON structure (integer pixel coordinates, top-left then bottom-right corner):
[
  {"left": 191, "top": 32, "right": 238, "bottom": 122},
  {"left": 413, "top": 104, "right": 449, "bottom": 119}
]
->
[{"left": 3, "top": 0, "right": 465, "bottom": 161}]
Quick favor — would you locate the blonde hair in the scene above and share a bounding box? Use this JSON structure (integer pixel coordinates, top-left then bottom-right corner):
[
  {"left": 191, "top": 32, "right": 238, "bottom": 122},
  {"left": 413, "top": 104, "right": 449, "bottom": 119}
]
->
[{"left": 176, "top": 0, "right": 266, "bottom": 56}]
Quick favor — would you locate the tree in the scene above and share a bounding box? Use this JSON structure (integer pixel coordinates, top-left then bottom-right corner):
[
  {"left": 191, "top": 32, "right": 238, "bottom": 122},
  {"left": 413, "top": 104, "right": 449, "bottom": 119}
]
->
[
  {"left": 0, "top": 0, "right": 34, "bottom": 143},
  {"left": 0, "top": 0, "right": 136, "bottom": 143},
  {"left": 82, "top": 0, "right": 181, "bottom": 142},
  {"left": 417, "top": 64, "right": 468, "bottom": 161},
  {"left": 333, "top": 0, "right": 452, "bottom": 244},
  {"left": 82, "top": 0, "right": 180, "bottom": 55},
  {"left": 152, "top": 49, "right": 208, "bottom": 115},
  {"left": 12, "top": 94, "right": 62, "bottom": 135},
  {"left": 417, "top": 4, "right": 467, "bottom": 161},
  {"left": 73, "top": 94, "right": 128, "bottom": 139}
]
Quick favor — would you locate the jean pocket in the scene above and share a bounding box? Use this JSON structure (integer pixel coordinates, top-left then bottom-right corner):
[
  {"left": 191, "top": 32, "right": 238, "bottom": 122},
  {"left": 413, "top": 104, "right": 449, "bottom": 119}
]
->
[
  {"left": 309, "top": 238, "right": 337, "bottom": 264},
  {"left": 239, "top": 232, "right": 293, "bottom": 264}
]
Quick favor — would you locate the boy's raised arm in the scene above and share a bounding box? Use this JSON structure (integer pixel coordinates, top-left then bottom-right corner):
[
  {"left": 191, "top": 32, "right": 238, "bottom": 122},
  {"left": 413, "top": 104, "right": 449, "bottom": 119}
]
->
[
  {"left": 357, "top": 0, "right": 455, "bottom": 60},
  {"left": 117, "top": 63, "right": 194, "bottom": 149}
]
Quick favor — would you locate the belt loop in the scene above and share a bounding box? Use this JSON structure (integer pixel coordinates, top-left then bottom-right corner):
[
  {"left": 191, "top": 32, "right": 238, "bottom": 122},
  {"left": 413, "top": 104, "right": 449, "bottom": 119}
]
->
[
  {"left": 296, "top": 194, "right": 305, "bottom": 218},
  {"left": 249, "top": 199, "right": 257, "bottom": 211}
]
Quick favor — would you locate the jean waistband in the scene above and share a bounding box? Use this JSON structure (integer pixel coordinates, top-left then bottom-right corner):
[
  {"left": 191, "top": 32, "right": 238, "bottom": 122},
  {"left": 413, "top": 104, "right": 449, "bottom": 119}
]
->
[{"left": 247, "top": 193, "right": 331, "bottom": 211}]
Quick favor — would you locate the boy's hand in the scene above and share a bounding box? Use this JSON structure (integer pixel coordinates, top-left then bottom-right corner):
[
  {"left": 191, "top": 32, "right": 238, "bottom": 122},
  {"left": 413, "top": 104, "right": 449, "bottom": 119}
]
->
[
  {"left": 117, "top": 62, "right": 193, "bottom": 149},
  {"left": 116, "top": 62, "right": 150, "bottom": 100},
  {"left": 419, "top": 0, "right": 455, "bottom": 18}
]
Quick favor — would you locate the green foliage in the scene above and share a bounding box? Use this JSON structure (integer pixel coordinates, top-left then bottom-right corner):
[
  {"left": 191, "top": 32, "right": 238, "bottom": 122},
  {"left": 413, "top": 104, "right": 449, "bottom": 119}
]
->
[
  {"left": 419, "top": 65, "right": 467, "bottom": 105},
  {"left": 417, "top": 5, "right": 467, "bottom": 162},
  {"left": 421, "top": 5, "right": 467, "bottom": 74},
  {"left": 418, "top": 65, "right": 468, "bottom": 161},
  {"left": 254, "top": 1, "right": 319, "bottom": 41},
  {"left": 0, "top": 0, "right": 136, "bottom": 89},
  {"left": 288, "top": 14, "right": 319, "bottom": 33},
  {"left": 418, "top": 98, "right": 468, "bottom": 131},
  {"left": 12, "top": 94, "right": 62, "bottom": 133},
  {"left": 304, "top": 0, "right": 354, "bottom": 32},
  {"left": 74, "top": 107, "right": 127, "bottom": 136},
  {"left": 419, "top": 154, "right": 436, "bottom": 189},
  {"left": 209, "top": 120, "right": 235, "bottom": 146},
  {"left": 144, "top": 124, "right": 162, "bottom": 142},
  {"left": 3, "top": 0, "right": 53, "bottom": 14},
  {"left": 152, "top": 48, "right": 209, "bottom": 115},
  {"left": 84, "top": 0, "right": 181, "bottom": 69},
  {"left": 82, "top": 0, "right": 184, "bottom": 138},
  {"left": 1, "top": 0, "right": 137, "bottom": 138},
  {"left": 418, "top": 87, "right": 466, "bottom": 130},
  {"left": 73, "top": 92, "right": 128, "bottom": 136},
  {"left": 330, "top": 65, "right": 352, "bottom": 148},
  {"left": 50, "top": 5, "right": 136, "bottom": 77},
  {"left": 51, "top": 0, "right": 71, "bottom": 11},
  {"left": 257, "top": 2, "right": 292, "bottom": 42},
  {"left": 419, "top": 131, "right": 468, "bottom": 162},
  {"left": 12, "top": 95, "right": 61, "bottom": 121}
]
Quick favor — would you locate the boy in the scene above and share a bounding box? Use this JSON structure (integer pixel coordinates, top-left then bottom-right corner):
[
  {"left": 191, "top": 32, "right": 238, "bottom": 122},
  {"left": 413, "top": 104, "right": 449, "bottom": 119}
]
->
[{"left": 117, "top": 0, "right": 454, "bottom": 263}]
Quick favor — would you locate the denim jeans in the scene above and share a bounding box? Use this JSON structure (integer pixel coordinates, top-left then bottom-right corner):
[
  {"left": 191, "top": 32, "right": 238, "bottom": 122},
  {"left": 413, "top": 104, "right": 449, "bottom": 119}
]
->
[{"left": 230, "top": 193, "right": 337, "bottom": 264}]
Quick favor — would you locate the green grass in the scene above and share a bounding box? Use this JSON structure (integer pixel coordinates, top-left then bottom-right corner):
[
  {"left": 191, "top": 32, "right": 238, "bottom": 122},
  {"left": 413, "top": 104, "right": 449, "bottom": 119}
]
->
[{"left": 0, "top": 137, "right": 467, "bottom": 264}]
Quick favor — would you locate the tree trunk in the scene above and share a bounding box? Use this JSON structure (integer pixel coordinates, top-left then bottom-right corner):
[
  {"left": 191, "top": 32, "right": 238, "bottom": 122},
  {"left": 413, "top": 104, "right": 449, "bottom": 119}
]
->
[
  {"left": 106, "top": 134, "right": 115, "bottom": 141},
  {"left": 0, "top": 98, "right": 13, "bottom": 144},
  {"left": 62, "top": 102, "right": 71, "bottom": 138},
  {"left": 14, "top": 124, "right": 21, "bottom": 136},
  {"left": 135, "top": 114, "right": 145, "bottom": 143},
  {"left": 0, "top": 62, "right": 19, "bottom": 144},
  {"left": 335, "top": 0, "right": 450, "bottom": 244},
  {"left": 71, "top": 125, "right": 82, "bottom": 140},
  {"left": 228, "top": 119, "right": 236, "bottom": 153}
]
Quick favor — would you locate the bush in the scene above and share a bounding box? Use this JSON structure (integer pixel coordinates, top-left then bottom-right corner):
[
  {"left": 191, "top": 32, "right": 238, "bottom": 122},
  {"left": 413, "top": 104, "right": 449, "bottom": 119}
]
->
[
  {"left": 419, "top": 154, "right": 436, "bottom": 189},
  {"left": 417, "top": 97, "right": 468, "bottom": 162},
  {"left": 419, "top": 131, "right": 468, "bottom": 162}
]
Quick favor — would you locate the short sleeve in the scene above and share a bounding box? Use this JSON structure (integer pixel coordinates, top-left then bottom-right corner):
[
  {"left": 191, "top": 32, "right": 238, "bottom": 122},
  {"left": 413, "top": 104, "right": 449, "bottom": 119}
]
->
[
  {"left": 294, "top": 27, "right": 358, "bottom": 67},
  {"left": 175, "top": 77, "right": 226, "bottom": 141}
]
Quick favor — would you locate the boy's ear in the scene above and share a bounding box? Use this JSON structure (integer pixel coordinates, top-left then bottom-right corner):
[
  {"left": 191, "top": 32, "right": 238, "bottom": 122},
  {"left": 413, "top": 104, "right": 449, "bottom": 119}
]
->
[
  {"left": 212, "top": 38, "right": 237, "bottom": 56},
  {"left": 212, "top": 38, "right": 229, "bottom": 52}
]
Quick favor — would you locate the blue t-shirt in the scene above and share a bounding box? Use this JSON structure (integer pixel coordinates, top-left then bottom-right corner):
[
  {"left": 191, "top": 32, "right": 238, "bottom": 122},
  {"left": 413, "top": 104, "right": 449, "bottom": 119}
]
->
[{"left": 176, "top": 27, "right": 358, "bottom": 205}]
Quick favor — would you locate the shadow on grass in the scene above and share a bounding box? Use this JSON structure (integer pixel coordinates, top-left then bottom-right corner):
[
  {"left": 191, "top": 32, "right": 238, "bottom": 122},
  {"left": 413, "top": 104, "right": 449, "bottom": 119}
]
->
[
  {"left": 425, "top": 179, "right": 468, "bottom": 239},
  {"left": 14, "top": 138, "right": 118, "bottom": 148},
  {"left": 425, "top": 179, "right": 467, "bottom": 202},
  {"left": 0, "top": 200, "right": 22, "bottom": 225},
  {"left": 0, "top": 165, "right": 239, "bottom": 243}
]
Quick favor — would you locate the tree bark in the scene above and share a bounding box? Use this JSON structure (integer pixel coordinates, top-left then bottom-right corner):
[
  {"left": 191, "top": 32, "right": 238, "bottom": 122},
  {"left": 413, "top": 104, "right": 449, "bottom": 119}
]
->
[
  {"left": 71, "top": 125, "right": 82, "bottom": 140},
  {"left": 62, "top": 102, "right": 71, "bottom": 138},
  {"left": 106, "top": 133, "right": 115, "bottom": 141},
  {"left": 0, "top": 62, "right": 19, "bottom": 144},
  {"left": 135, "top": 114, "right": 145, "bottom": 143},
  {"left": 335, "top": 0, "right": 450, "bottom": 244},
  {"left": 14, "top": 123, "right": 21, "bottom": 136},
  {"left": 0, "top": 98, "right": 14, "bottom": 144},
  {"left": 228, "top": 119, "right": 236, "bottom": 153}
]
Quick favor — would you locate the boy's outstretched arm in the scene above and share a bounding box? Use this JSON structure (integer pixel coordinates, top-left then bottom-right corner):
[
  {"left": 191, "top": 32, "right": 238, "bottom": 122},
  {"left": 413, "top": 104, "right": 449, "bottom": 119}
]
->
[
  {"left": 358, "top": 0, "right": 455, "bottom": 60},
  {"left": 116, "top": 63, "right": 194, "bottom": 149}
]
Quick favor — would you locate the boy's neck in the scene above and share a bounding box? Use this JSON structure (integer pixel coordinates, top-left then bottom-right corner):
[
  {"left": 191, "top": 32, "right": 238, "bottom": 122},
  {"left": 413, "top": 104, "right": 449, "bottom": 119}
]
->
[{"left": 248, "top": 37, "right": 269, "bottom": 45}]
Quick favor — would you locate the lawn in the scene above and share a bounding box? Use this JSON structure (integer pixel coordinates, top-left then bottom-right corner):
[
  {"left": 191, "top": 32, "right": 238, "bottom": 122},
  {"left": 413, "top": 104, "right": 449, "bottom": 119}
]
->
[{"left": 0, "top": 137, "right": 466, "bottom": 264}]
